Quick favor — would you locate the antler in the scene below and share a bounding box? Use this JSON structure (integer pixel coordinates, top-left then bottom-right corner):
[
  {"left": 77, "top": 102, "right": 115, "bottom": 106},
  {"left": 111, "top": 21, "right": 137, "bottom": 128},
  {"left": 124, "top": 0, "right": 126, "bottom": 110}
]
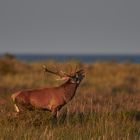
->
[
  {"left": 43, "top": 65, "right": 85, "bottom": 78},
  {"left": 43, "top": 65, "right": 64, "bottom": 77}
]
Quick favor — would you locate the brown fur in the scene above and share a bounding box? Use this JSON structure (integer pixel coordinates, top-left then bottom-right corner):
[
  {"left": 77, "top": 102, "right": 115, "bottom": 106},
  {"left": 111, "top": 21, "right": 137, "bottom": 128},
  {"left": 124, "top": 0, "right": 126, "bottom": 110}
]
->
[{"left": 11, "top": 77, "right": 84, "bottom": 117}]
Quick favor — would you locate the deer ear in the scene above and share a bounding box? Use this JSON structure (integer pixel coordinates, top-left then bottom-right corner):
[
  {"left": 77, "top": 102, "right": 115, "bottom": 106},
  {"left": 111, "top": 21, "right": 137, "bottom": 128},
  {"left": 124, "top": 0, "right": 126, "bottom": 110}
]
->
[{"left": 42, "top": 65, "right": 46, "bottom": 71}]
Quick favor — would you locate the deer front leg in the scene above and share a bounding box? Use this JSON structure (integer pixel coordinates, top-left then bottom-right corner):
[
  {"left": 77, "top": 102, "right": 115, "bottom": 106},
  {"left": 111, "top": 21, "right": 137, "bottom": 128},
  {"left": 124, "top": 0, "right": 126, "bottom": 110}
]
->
[
  {"left": 52, "top": 108, "right": 58, "bottom": 118},
  {"left": 51, "top": 108, "right": 59, "bottom": 125}
]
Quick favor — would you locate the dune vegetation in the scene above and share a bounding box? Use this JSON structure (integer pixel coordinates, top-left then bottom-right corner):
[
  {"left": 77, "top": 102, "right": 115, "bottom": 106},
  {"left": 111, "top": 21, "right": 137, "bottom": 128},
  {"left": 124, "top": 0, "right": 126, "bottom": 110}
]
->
[{"left": 0, "top": 55, "right": 140, "bottom": 140}]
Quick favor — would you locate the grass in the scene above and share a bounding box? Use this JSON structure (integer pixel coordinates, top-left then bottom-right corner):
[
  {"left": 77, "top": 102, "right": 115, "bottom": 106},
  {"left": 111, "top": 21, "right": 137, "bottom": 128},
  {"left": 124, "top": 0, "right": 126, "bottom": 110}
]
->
[{"left": 0, "top": 57, "right": 140, "bottom": 140}]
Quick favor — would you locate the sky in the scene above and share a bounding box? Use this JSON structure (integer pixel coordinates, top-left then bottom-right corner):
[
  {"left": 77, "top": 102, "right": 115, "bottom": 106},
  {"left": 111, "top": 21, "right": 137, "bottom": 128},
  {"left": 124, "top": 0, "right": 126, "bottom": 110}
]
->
[{"left": 0, "top": 0, "right": 140, "bottom": 54}]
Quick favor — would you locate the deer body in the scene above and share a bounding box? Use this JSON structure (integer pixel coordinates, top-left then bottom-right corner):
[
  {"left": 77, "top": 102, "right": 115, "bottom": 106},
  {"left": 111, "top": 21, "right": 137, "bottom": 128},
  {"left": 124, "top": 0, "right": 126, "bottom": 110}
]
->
[{"left": 11, "top": 67, "right": 84, "bottom": 117}]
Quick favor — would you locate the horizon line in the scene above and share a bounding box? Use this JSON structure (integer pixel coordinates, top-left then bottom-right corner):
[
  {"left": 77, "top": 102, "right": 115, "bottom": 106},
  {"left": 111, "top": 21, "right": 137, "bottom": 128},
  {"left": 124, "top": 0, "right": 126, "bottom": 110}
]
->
[{"left": 0, "top": 52, "right": 140, "bottom": 56}]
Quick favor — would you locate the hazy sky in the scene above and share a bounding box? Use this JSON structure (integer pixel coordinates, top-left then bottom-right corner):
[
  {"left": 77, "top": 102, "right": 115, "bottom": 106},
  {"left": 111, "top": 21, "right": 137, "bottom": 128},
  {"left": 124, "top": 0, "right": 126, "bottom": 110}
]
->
[{"left": 0, "top": 0, "right": 140, "bottom": 54}]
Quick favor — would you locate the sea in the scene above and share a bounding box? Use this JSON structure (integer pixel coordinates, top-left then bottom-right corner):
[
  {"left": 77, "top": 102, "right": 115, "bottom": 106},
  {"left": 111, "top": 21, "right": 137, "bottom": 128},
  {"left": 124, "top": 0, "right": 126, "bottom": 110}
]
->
[{"left": 13, "top": 54, "right": 140, "bottom": 63}]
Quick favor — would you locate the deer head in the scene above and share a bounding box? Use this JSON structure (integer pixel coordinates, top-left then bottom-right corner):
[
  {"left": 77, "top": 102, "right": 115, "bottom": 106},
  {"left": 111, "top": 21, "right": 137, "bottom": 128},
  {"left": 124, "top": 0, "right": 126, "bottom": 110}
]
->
[{"left": 67, "top": 69, "right": 85, "bottom": 84}]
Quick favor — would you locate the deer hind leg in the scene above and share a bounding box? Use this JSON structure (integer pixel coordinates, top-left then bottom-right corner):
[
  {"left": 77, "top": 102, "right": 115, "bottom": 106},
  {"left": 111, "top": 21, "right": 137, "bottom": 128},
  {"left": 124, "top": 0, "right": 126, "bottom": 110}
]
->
[
  {"left": 14, "top": 104, "right": 20, "bottom": 112},
  {"left": 11, "top": 92, "right": 21, "bottom": 113}
]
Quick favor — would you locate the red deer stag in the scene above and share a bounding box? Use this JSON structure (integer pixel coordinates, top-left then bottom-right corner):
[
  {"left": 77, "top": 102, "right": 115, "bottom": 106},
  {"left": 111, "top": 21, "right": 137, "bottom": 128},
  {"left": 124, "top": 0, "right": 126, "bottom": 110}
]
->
[{"left": 11, "top": 66, "right": 85, "bottom": 117}]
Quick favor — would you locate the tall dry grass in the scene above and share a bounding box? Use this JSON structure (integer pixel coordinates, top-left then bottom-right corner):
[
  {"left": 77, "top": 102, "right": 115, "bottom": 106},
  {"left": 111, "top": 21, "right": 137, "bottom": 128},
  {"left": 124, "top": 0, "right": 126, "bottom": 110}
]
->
[{"left": 0, "top": 57, "right": 140, "bottom": 140}]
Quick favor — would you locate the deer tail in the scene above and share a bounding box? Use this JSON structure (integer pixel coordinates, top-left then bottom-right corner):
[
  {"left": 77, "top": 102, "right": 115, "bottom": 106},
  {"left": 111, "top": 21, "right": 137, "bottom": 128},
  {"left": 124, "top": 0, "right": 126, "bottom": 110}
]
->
[{"left": 11, "top": 92, "right": 19, "bottom": 102}]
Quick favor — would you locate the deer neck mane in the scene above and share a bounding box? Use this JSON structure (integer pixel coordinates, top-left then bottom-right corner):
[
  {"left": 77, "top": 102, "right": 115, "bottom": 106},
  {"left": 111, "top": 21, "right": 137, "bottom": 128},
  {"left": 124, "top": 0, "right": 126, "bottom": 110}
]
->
[{"left": 61, "top": 80, "right": 79, "bottom": 102}]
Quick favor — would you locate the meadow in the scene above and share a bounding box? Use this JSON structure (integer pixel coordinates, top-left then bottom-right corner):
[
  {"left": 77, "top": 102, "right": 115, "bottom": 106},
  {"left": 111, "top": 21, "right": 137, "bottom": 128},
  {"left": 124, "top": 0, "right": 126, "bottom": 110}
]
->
[{"left": 0, "top": 55, "right": 140, "bottom": 140}]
